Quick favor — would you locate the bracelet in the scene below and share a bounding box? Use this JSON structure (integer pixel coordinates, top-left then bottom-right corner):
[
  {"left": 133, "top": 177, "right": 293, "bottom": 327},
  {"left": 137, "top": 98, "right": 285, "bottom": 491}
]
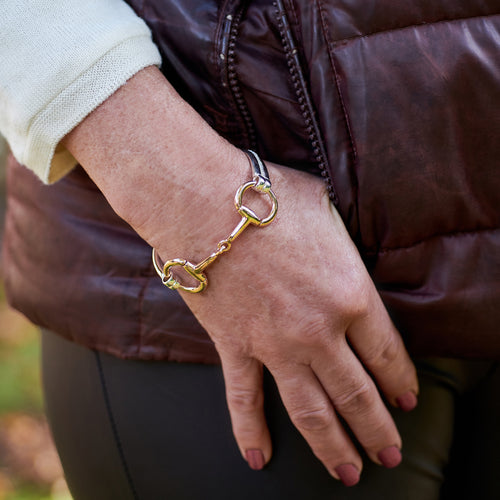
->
[{"left": 152, "top": 150, "right": 278, "bottom": 293}]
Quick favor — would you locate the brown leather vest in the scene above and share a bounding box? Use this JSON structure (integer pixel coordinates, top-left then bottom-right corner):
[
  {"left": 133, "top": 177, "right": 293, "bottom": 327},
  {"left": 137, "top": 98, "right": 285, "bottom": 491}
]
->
[{"left": 2, "top": 0, "right": 500, "bottom": 361}]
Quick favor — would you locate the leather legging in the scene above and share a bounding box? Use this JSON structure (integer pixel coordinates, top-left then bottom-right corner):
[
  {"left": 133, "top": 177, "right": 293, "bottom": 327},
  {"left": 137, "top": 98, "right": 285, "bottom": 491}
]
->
[{"left": 41, "top": 329, "right": 500, "bottom": 500}]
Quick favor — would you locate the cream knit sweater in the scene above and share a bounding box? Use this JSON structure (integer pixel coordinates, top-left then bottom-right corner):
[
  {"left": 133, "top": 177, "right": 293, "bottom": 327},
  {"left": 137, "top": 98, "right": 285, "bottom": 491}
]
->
[{"left": 0, "top": 0, "right": 161, "bottom": 183}]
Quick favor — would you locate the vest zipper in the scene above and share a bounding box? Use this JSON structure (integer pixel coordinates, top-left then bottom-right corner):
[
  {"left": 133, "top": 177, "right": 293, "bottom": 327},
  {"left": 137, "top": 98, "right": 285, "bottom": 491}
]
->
[{"left": 274, "top": 0, "right": 338, "bottom": 204}]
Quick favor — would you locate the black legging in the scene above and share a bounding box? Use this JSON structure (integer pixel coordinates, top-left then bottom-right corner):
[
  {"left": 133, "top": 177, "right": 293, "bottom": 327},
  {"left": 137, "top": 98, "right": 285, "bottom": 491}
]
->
[{"left": 41, "top": 329, "right": 500, "bottom": 500}]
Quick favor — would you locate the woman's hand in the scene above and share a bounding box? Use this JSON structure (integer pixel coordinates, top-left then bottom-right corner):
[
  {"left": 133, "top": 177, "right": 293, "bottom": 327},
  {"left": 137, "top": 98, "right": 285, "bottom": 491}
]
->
[
  {"left": 63, "top": 66, "right": 418, "bottom": 486},
  {"left": 176, "top": 160, "right": 418, "bottom": 485}
]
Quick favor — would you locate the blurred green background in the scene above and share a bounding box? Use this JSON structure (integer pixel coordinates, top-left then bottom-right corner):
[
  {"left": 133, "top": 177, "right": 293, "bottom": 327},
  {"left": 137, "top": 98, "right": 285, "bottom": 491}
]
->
[{"left": 0, "top": 137, "right": 72, "bottom": 500}]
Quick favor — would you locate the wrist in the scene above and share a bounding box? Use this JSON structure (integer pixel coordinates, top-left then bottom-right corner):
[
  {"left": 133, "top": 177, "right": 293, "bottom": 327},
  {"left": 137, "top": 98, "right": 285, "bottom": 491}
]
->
[
  {"left": 153, "top": 150, "right": 279, "bottom": 293},
  {"left": 61, "top": 66, "right": 250, "bottom": 255}
]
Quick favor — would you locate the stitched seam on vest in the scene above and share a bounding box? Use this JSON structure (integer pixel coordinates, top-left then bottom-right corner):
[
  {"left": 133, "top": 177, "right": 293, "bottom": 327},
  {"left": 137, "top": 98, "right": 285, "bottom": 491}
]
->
[
  {"left": 95, "top": 351, "right": 140, "bottom": 500},
  {"left": 250, "top": 86, "right": 299, "bottom": 104},
  {"left": 316, "top": 0, "right": 358, "bottom": 214},
  {"left": 223, "top": 3, "right": 258, "bottom": 149},
  {"left": 370, "top": 226, "right": 500, "bottom": 256},
  {"left": 285, "top": 0, "right": 303, "bottom": 47},
  {"left": 329, "top": 12, "right": 500, "bottom": 44}
]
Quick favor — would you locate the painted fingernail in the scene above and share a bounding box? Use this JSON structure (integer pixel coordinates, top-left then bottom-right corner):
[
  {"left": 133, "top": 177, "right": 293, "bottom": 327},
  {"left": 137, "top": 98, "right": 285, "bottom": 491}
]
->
[
  {"left": 334, "top": 464, "right": 360, "bottom": 487},
  {"left": 396, "top": 391, "right": 418, "bottom": 412},
  {"left": 377, "top": 446, "right": 402, "bottom": 468},
  {"left": 245, "top": 449, "right": 265, "bottom": 470}
]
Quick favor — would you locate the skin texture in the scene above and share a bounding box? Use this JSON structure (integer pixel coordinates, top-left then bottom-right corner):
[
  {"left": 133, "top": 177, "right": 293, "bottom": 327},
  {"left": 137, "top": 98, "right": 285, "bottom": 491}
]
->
[{"left": 62, "top": 66, "right": 419, "bottom": 483}]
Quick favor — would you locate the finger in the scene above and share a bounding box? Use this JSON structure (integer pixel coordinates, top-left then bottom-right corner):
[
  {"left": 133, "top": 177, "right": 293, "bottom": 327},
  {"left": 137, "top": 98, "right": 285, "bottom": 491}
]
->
[
  {"left": 312, "top": 340, "right": 403, "bottom": 468},
  {"left": 219, "top": 352, "right": 272, "bottom": 470},
  {"left": 272, "top": 363, "right": 362, "bottom": 486},
  {"left": 347, "top": 288, "right": 419, "bottom": 411}
]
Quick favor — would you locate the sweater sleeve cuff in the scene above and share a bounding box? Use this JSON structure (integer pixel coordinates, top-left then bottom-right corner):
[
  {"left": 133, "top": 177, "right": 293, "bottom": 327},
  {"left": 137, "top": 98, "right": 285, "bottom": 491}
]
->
[{"left": 24, "top": 36, "right": 161, "bottom": 184}]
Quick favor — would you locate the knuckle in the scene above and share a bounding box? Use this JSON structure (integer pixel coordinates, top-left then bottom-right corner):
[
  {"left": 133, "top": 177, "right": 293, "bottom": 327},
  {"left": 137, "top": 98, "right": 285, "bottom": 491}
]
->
[
  {"left": 293, "top": 315, "right": 333, "bottom": 346},
  {"left": 361, "top": 421, "right": 395, "bottom": 449},
  {"left": 289, "top": 403, "right": 334, "bottom": 432},
  {"left": 227, "top": 386, "right": 263, "bottom": 415},
  {"left": 335, "top": 268, "right": 374, "bottom": 319},
  {"left": 363, "top": 334, "right": 401, "bottom": 369},
  {"left": 341, "top": 283, "right": 370, "bottom": 319},
  {"left": 334, "top": 380, "right": 375, "bottom": 416}
]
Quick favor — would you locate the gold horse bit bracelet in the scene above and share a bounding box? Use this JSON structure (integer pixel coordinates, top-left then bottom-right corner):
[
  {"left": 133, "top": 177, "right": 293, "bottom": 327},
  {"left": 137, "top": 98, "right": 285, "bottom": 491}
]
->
[{"left": 152, "top": 150, "right": 278, "bottom": 293}]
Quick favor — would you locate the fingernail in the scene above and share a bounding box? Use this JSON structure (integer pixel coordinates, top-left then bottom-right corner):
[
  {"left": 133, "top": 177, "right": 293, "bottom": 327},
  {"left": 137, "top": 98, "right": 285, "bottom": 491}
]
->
[
  {"left": 334, "top": 464, "right": 360, "bottom": 487},
  {"left": 377, "top": 446, "right": 402, "bottom": 468},
  {"left": 245, "top": 449, "right": 265, "bottom": 470},
  {"left": 396, "top": 391, "right": 418, "bottom": 412}
]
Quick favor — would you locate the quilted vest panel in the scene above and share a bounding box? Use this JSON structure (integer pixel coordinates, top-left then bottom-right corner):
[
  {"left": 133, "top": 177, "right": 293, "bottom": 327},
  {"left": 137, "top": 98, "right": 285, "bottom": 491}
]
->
[{"left": 2, "top": 0, "right": 500, "bottom": 360}]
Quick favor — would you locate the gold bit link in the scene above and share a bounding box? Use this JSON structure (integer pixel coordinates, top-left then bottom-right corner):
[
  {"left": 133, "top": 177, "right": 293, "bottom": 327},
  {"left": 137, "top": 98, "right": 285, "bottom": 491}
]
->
[{"left": 152, "top": 151, "right": 278, "bottom": 293}]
